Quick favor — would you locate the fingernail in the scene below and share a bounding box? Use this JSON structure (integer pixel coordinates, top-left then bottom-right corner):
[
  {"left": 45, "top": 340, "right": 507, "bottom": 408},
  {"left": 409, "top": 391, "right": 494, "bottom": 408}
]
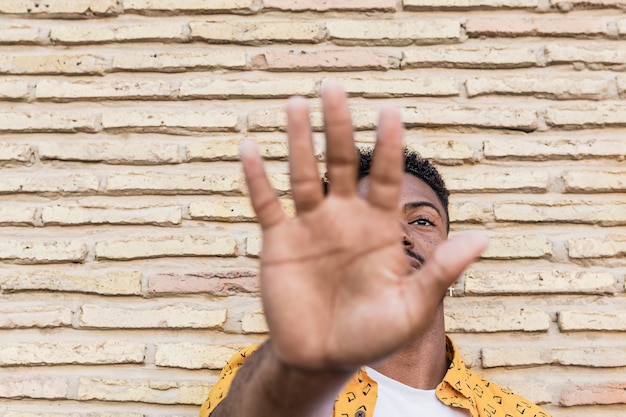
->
[
  {"left": 238, "top": 139, "right": 258, "bottom": 159},
  {"left": 286, "top": 95, "right": 308, "bottom": 109},
  {"left": 321, "top": 78, "right": 341, "bottom": 94}
]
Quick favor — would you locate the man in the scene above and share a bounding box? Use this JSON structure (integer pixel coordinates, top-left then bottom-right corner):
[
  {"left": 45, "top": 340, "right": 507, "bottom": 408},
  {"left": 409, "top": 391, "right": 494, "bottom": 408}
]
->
[{"left": 199, "top": 80, "right": 552, "bottom": 417}]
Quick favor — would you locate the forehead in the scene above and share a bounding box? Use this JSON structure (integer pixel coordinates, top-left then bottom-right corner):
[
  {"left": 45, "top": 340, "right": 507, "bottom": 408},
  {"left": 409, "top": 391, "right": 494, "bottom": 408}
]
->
[{"left": 357, "top": 173, "right": 445, "bottom": 214}]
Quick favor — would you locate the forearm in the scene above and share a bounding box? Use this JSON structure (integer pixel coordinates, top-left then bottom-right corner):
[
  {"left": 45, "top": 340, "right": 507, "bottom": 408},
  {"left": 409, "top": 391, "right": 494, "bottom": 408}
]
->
[{"left": 210, "top": 341, "right": 355, "bottom": 417}]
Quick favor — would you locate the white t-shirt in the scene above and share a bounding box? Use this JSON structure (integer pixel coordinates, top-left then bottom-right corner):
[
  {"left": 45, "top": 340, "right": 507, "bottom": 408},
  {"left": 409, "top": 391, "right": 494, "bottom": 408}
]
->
[{"left": 365, "top": 367, "right": 471, "bottom": 417}]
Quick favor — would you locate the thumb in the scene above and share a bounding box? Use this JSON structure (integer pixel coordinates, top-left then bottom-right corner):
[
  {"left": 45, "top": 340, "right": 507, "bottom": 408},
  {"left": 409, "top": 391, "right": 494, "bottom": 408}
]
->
[{"left": 406, "top": 231, "right": 489, "bottom": 322}]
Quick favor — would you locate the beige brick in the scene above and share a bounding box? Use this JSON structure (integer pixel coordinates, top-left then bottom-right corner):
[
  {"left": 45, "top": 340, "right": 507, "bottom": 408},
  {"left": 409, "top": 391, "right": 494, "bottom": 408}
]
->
[
  {"left": 124, "top": 0, "right": 255, "bottom": 13},
  {"left": 112, "top": 50, "right": 246, "bottom": 72},
  {"left": 0, "top": 143, "right": 35, "bottom": 164},
  {"left": 155, "top": 343, "right": 240, "bottom": 369},
  {"left": 0, "top": 54, "right": 109, "bottom": 75},
  {"left": 559, "top": 310, "right": 626, "bottom": 331},
  {"left": 9, "top": 413, "right": 156, "bottom": 417},
  {"left": 482, "top": 346, "right": 626, "bottom": 367},
  {"left": 95, "top": 234, "right": 237, "bottom": 260},
  {"left": 567, "top": 235, "right": 626, "bottom": 258},
  {"left": 551, "top": 0, "right": 626, "bottom": 10},
  {"left": 563, "top": 169, "right": 625, "bottom": 192},
  {"left": 106, "top": 170, "right": 244, "bottom": 193},
  {"left": 404, "top": 138, "right": 474, "bottom": 163},
  {"left": 188, "top": 197, "right": 294, "bottom": 221},
  {"left": 101, "top": 109, "right": 238, "bottom": 133},
  {"left": 553, "top": 347, "right": 626, "bottom": 367},
  {"left": 466, "top": 16, "right": 609, "bottom": 37},
  {"left": 405, "top": 0, "right": 538, "bottom": 7},
  {"left": 466, "top": 75, "right": 610, "bottom": 99},
  {"left": 266, "top": 171, "right": 291, "bottom": 194},
  {"left": 85, "top": 414, "right": 143, "bottom": 417},
  {"left": 0, "top": 376, "right": 68, "bottom": 399},
  {"left": 0, "top": 78, "right": 30, "bottom": 99},
  {"left": 263, "top": 0, "right": 396, "bottom": 11},
  {"left": 251, "top": 49, "right": 395, "bottom": 71},
  {"left": 484, "top": 137, "right": 626, "bottom": 159},
  {"left": 404, "top": 45, "right": 538, "bottom": 68},
  {"left": 0, "top": 24, "right": 41, "bottom": 43},
  {"left": 42, "top": 204, "right": 182, "bottom": 226},
  {"left": 481, "top": 347, "right": 548, "bottom": 367},
  {"left": 179, "top": 77, "right": 317, "bottom": 99},
  {"left": 77, "top": 377, "right": 210, "bottom": 404},
  {"left": 0, "top": 111, "right": 97, "bottom": 133},
  {"left": 50, "top": 22, "right": 186, "bottom": 43},
  {"left": 190, "top": 20, "right": 322, "bottom": 44},
  {"left": 39, "top": 141, "right": 180, "bottom": 164},
  {"left": 241, "top": 310, "right": 269, "bottom": 333},
  {"left": 560, "top": 382, "right": 626, "bottom": 406},
  {"left": 442, "top": 170, "right": 549, "bottom": 193},
  {"left": 618, "top": 75, "right": 626, "bottom": 96},
  {"left": 546, "top": 43, "right": 626, "bottom": 65},
  {"left": 494, "top": 201, "right": 626, "bottom": 225},
  {"left": 0, "top": 240, "right": 88, "bottom": 263},
  {"left": 186, "top": 136, "right": 295, "bottom": 161},
  {"left": 446, "top": 308, "right": 550, "bottom": 332},
  {"left": 80, "top": 303, "right": 227, "bottom": 329},
  {"left": 0, "top": 205, "right": 36, "bottom": 225},
  {"left": 36, "top": 79, "right": 177, "bottom": 101},
  {"left": 0, "top": 269, "right": 142, "bottom": 295},
  {"left": 0, "top": 305, "right": 72, "bottom": 328},
  {"left": 402, "top": 105, "right": 538, "bottom": 131},
  {"left": 618, "top": 18, "right": 626, "bottom": 36},
  {"left": 0, "top": 341, "right": 145, "bottom": 366},
  {"left": 546, "top": 104, "right": 626, "bottom": 128},
  {"left": 448, "top": 202, "right": 487, "bottom": 223},
  {"left": 0, "top": 0, "right": 120, "bottom": 14},
  {"left": 0, "top": 173, "right": 99, "bottom": 193},
  {"left": 4, "top": 413, "right": 80, "bottom": 417},
  {"left": 337, "top": 76, "right": 459, "bottom": 97},
  {"left": 245, "top": 236, "right": 261, "bottom": 257},
  {"left": 326, "top": 19, "right": 461, "bottom": 45},
  {"left": 480, "top": 234, "right": 552, "bottom": 259},
  {"left": 465, "top": 270, "right": 615, "bottom": 294}
]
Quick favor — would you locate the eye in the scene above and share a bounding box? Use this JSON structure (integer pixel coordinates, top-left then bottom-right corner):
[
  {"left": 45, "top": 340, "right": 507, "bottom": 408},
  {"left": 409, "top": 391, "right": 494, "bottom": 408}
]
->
[{"left": 409, "top": 217, "right": 435, "bottom": 227}]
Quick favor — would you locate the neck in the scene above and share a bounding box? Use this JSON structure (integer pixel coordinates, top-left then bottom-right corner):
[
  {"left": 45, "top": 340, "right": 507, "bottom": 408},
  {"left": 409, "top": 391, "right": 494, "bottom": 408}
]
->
[{"left": 369, "top": 305, "right": 447, "bottom": 390}]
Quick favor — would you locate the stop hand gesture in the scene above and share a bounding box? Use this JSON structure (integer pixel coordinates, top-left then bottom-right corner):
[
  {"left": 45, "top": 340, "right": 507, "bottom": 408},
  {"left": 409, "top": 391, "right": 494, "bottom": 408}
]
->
[{"left": 240, "top": 81, "right": 488, "bottom": 371}]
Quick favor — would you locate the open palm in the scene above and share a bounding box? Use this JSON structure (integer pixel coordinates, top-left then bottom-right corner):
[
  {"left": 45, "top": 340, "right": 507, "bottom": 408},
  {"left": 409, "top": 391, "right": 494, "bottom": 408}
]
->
[{"left": 240, "top": 81, "right": 488, "bottom": 370}]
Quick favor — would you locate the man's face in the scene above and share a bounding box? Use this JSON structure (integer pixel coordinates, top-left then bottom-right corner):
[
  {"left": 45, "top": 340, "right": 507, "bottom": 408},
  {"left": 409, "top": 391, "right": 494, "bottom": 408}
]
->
[{"left": 358, "top": 173, "right": 448, "bottom": 271}]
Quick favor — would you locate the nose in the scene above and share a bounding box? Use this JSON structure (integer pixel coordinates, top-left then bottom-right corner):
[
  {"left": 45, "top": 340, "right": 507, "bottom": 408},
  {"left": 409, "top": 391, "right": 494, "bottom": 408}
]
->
[{"left": 401, "top": 222, "right": 414, "bottom": 249}]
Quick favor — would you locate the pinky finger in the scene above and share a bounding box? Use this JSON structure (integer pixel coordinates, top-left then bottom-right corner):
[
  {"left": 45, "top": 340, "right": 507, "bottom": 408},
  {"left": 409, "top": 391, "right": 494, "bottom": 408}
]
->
[{"left": 240, "top": 140, "right": 286, "bottom": 229}]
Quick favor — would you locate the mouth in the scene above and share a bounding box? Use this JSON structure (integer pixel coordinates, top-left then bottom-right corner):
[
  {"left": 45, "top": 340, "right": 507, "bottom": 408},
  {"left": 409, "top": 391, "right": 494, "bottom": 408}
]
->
[{"left": 406, "top": 250, "right": 425, "bottom": 270}]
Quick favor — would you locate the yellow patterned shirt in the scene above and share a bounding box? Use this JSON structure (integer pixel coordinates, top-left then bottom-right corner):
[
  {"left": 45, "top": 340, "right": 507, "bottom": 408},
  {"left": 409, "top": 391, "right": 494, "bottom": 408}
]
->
[{"left": 199, "top": 337, "right": 552, "bottom": 417}]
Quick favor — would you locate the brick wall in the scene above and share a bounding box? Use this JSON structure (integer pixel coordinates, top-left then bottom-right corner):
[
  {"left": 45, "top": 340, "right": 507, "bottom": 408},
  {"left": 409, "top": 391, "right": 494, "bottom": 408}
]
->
[{"left": 0, "top": 1, "right": 625, "bottom": 416}]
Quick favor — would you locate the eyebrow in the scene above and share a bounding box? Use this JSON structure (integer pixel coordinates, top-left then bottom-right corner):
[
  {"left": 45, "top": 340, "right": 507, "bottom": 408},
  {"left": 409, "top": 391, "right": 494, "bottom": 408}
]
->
[{"left": 402, "top": 201, "right": 444, "bottom": 220}]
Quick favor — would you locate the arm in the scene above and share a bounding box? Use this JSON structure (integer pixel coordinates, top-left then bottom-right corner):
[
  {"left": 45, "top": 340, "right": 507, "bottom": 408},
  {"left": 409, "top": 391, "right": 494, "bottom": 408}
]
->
[
  {"left": 209, "top": 341, "right": 353, "bottom": 417},
  {"left": 206, "top": 80, "right": 488, "bottom": 417}
]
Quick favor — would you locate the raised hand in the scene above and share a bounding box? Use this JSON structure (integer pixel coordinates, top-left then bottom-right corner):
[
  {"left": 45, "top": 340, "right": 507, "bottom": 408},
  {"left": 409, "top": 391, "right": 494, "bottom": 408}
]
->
[{"left": 240, "top": 80, "right": 488, "bottom": 370}]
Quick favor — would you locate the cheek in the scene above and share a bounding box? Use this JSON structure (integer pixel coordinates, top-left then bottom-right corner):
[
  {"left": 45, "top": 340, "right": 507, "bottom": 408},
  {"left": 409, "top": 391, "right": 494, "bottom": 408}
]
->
[{"left": 410, "top": 230, "right": 445, "bottom": 256}]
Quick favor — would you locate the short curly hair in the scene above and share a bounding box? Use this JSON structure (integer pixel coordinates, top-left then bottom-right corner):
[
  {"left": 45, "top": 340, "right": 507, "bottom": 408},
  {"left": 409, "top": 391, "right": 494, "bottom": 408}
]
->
[{"left": 322, "top": 146, "right": 450, "bottom": 232}]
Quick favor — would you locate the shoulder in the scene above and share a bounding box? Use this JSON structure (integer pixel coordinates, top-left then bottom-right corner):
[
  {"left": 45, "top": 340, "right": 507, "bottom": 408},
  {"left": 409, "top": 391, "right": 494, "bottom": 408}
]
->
[
  {"left": 439, "top": 337, "right": 552, "bottom": 417},
  {"left": 465, "top": 367, "right": 551, "bottom": 416},
  {"left": 199, "top": 344, "right": 261, "bottom": 417}
]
